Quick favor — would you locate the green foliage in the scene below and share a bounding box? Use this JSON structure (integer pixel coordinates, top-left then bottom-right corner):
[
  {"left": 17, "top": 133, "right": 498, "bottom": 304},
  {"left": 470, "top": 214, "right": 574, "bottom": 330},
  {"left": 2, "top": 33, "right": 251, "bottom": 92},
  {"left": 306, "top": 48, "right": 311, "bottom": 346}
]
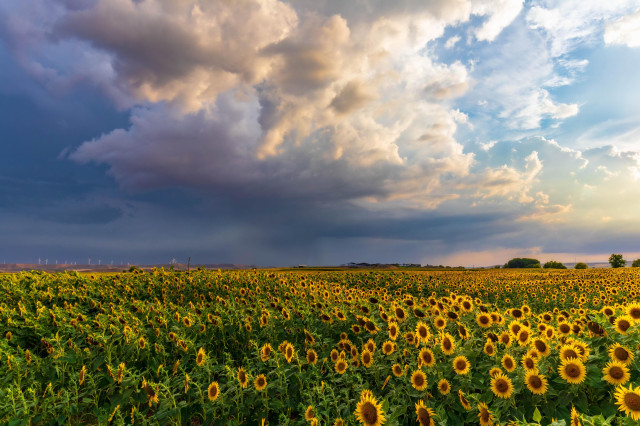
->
[
  {"left": 608, "top": 253, "right": 626, "bottom": 268},
  {"left": 504, "top": 258, "right": 541, "bottom": 268},
  {"left": 574, "top": 262, "right": 588, "bottom": 269},
  {"left": 543, "top": 261, "right": 567, "bottom": 269},
  {"left": 631, "top": 259, "right": 640, "bottom": 267}
]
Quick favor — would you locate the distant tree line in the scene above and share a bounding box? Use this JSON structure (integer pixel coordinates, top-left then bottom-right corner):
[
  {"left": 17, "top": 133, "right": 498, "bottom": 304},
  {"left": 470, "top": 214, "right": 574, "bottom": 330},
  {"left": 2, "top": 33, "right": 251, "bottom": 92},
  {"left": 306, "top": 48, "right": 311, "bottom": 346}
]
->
[{"left": 502, "top": 254, "right": 640, "bottom": 269}]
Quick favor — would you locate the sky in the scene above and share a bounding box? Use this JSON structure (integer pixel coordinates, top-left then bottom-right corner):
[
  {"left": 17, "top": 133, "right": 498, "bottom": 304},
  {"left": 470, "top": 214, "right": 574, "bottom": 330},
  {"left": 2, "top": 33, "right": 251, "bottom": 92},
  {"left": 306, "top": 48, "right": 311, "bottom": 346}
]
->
[{"left": 1, "top": 0, "right": 640, "bottom": 267}]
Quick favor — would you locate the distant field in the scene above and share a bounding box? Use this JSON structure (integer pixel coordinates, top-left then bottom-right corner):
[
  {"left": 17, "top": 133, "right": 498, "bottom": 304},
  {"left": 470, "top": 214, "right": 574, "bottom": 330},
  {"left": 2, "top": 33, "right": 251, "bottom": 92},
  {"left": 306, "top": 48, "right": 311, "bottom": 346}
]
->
[{"left": 1, "top": 268, "right": 639, "bottom": 425}]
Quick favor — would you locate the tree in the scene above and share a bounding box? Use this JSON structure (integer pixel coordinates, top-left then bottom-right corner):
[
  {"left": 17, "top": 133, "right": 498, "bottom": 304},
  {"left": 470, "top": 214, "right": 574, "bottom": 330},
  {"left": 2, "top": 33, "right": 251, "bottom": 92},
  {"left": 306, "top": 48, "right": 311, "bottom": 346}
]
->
[
  {"left": 632, "top": 259, "right": 640, "bottom": 268},
  {"left": 504, "top": 258, "right": 541, "bottom": 268},
  {"left": 574, "top": 262, "right": 588, "bottom": 269},
  {"left": 543, "top": 261, "right": 566, "bottom": 269},
  {"left": 609, "top": 254, "right": 626, "bottom": 268}
]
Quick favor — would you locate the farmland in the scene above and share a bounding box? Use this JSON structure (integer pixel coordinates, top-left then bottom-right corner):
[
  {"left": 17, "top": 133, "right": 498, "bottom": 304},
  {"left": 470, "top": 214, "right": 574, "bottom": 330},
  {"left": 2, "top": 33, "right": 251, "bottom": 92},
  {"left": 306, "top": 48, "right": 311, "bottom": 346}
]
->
[{"left": 1, "top": 268, "right": 640, "bottom": 425}]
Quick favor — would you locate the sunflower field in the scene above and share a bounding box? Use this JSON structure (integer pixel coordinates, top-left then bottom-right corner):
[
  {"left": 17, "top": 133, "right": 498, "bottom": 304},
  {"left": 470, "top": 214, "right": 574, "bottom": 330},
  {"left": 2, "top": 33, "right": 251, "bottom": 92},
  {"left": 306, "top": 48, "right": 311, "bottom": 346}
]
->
[{"left": 1, "top": 267, "right": 640, "bottom": 425}]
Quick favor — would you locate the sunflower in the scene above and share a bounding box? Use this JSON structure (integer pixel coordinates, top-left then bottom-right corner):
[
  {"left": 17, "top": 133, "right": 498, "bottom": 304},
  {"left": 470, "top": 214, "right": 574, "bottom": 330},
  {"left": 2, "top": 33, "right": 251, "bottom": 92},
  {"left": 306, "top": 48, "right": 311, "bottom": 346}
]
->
[
  {"left": 330, "top": 349, "right": 340, "bottom": 362},
  {"left": 138, "top": 337, "right": 146, "bottom": 350},
  {"left": 196, "top": 347, "right": 206, "bottom": 367},
  {"left": 404, "top": 332, "right": 417, "bottom": 345},
  {"left": 354, "top": 392, "right": 386, "bottom": 426},
  {"left": 501, "top": 354, "right": 516, "bottom": 372},
  {"left": 382, "top": 341, "right": 395, "bottom": 356},
  {"left": 490, "top": 373, "right": 513, "bottom": 399},
  {"left": 208, "top": 381, "right": 220, "bottom": 401},
  {"left": 415, "top": 321, "right": 430, "bottom": 344},
  {"left": 237, "top": 367, "right": 249, "bottom": 389},
  {"left": 532, "top": 338, "right": 551, "bottom": 357},
  {"left": 499, "top": 332, "right": 512, "bottom": 347},
  {"left": 452, "top": 356, "right": 470, "bottom": 375},
  {"left": 411, "top": 370, "right": 428, "bottom": 391},
  {"left": 609, "top": 344, "right": 634, "bottom": 366},
  {"left": 440, "top": 333, "right": 456, "bottom": 355},
  {"left": 415, "top": 400, "right": 436, "bottom": 426},
  {"left": 477, "top": 402, "right": 495, "bottom": 426},
  {"left": 558, "top": 358, "right": 586, "bottom": 385},
  {"left": 614, "top": 316, "right": 633, "bottom": 334},
  {"left": 516, "top": 327, "right": 531, "bottom": 346},
  {"left": 559, "top": 344, "right": 580, "bottom": 361},
  {"left": 458, "top": 323, "right": 469, "bottom": 340},
  {"left": 305, "top": 406, "right": 316, "bottom": 421},
  {"left": 476, "top": 313, "right": 492, "bottom": 328},
  {"left": 307, "top": 349, "right": 318, "bottom": 365},
  {"left": 602, "top": 360, "right": 630, "bottom": 385},
  {"left": 458, "top": 390, "right": 471, "bottom": 410},
  {"left": 79, "top": 365, "right": 87, "bottom": 385},
  {"left": 392, "top": 363, "right": 404, "bottom": 377},
  {"left": 388, "top": 323, "right": 399, "bottom": 341},
  {"left": 570, "top": 406, "right": 581, "bottom": 426},
  {"left": 627, "top": 303, "right": 640, "bottom": 321},
  {"left": 418, "top": 348, "right": 435, "bottom": 368},
  {"left": 489, "top": 367, "right": 502, "bottom": 377},
  {"left": 144, "top": 383, "right": 159, "bottom": 407},
  {"left": 394, "top": 306, "right": 407, "bottom": 323},
  {"left": 614, "top": 384, "right": 640, "bottom": 421},
  {"left": 333, "top": 418, "right": 344, "bottom": 426},
  {"left": 260, "top": 343, "right": 272, "bottom": 362},
  {"left": 284, "top": 343, "right": 295, "bottom": 363},
  {"left": 365, "top": 338, "right": 376, "bottom": 353},
  {"left": 484, "top": 341, "right": 496, "bottom": 357},
  {"left": 335, "top": 359, "right": 348, "bottom": 374},
  {"left": 254, "top": 374, "right": 267, "bottom": 391},
  {"left": 362, "top": 350, "right": 374, "bottom": 368},
  {"left": 438, "top": 379, "right": 451, "bottom": 395},
  {"left": 524, "top": 370, "right": 548, "bottom": 395},
  {"left": 434, "top": 316, "right": 447, "bottom": 330},
  {"left": 521, "top": 355, "right": 537, "bottom": 371}
]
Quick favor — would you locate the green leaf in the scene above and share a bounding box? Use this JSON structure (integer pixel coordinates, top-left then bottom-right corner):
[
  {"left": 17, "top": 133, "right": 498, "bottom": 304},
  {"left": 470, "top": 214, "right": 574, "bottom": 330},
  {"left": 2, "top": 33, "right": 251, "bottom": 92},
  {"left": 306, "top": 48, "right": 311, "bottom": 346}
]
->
[{"left": 533, "top": 407, "right": 542, "bottom": 423}]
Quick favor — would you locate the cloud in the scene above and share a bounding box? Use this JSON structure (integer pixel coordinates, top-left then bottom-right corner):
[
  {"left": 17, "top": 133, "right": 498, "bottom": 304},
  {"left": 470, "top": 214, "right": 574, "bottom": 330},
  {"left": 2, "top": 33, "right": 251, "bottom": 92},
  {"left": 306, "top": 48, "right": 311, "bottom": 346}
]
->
[
  {"left": 527, "top": 0, "right": 638, "bottom": 57},
  {"left": 605, "top": 8, "right": 640, "bottom": 48},
  {"left": 472, "top": 0, "right": 524, "bottom": 42}
]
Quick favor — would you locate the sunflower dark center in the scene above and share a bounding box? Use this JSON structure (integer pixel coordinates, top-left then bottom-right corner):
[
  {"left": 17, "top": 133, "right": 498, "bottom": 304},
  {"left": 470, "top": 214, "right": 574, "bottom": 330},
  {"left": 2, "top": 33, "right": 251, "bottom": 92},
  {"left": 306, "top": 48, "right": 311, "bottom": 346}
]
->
[
  {"left": 624, "top": 393, "right": 640, "bottom": 411},
  {"left": 610, "top": 366, "right": 624, "bottom": 379},
  {"left": 365, "top": 321, "right": 376, "bottom": 331},
  {"left": 480, "top": 409, "right": 490, "bottom": 422},
  {"left": 257, "top": 377, "right": 265, "bottom": 386},
  {"left": 362, "top": 402, "right": 378, "bottom": 424},
  {"left": 423, "top": 353, "right": 432, "bottom": 363},
  {"left": 456, "top": 360, "right": 466, "bottom": 370},
  {"left": 480, "top": 316, "right": 489, "bottom": 324},
  {"left": 496, "top": 379, "right": 509, "bottom": 393},
  {"left": 417, "top": 407, "right": 431, "bottom": 424},
  {"left": 535, "top": 341, "right": 547, "bottom": 352},
  {"left": 364, "top": 353, "right": 371, "bottom": 363},
  {"left": 565, "top": 364, "right": 580, "bottom": 378},
  {"left": 560, "top": 324, "right": 570, "bottom": 332},
  {"left": 210, "top": 385, "right": 218, "bottom": 397},
  {"left": 630, "top": 308, "right": 640, "bottom": 319},
  {"left": 486, "top": 346, "right": 494, "bottom": 354},
  {"left": 618, "top": 320, "right": 631, "bottom": 331},
  {"left": 505, "top": 359, "right": 514, "bottom": 368},
  {"left": 414, "top": 374, "right": 424, "bottom": 386},
  {"left": 519, "top": 331, "right": 529, "bottom": 341},
  {"left": 239, "top": 371, "right": 246, "bottom": 382},
  {"left": 528, "top": 375, "right": 542, "bottom": 388},
  {"left": 443, "top": 340, "right": 451, "bottom": 350},
  {"left": 525, "top": 359, "right": 534, "bottom": 369},
  {"left": 419, "top": 327, "right": 428, "bottom": 338},
  {"left": 564, "top": 349, "right": 578, "bottom": 359},
  {"left": 615, "top": 347, "right": 629, "bottom": 360}
]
